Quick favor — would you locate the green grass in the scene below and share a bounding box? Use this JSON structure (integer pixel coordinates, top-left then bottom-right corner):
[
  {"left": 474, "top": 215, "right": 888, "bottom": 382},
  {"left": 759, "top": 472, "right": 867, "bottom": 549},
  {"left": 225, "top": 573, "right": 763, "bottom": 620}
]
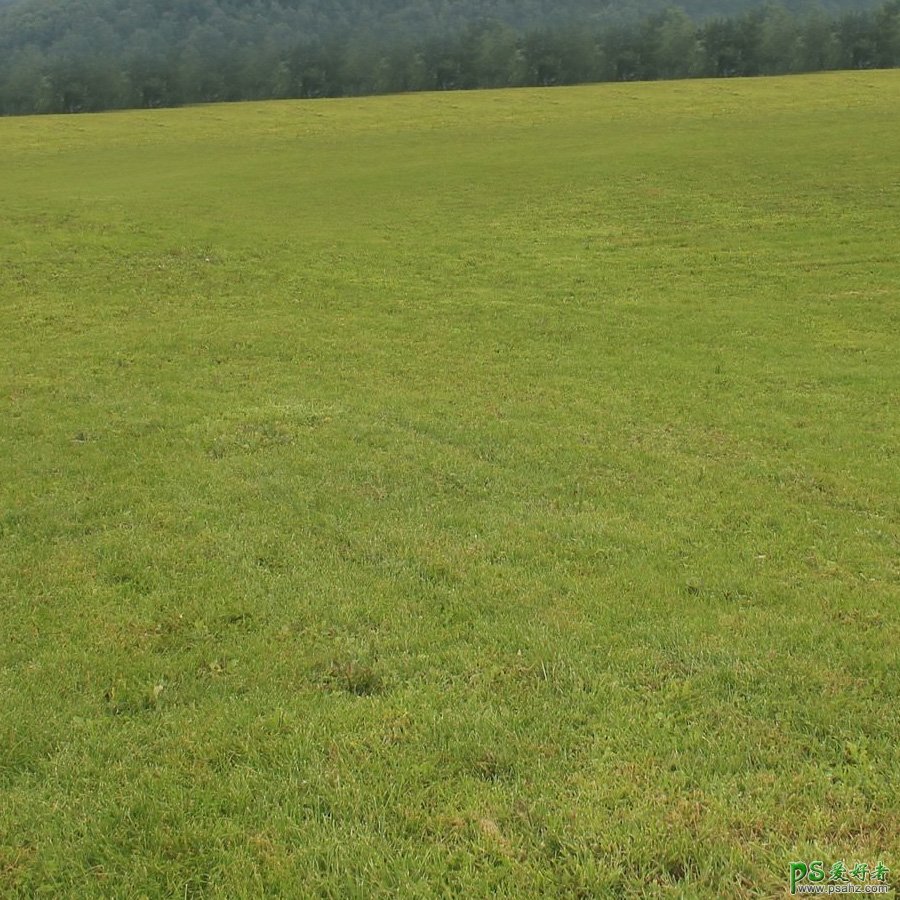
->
[{"left": 1, "top": 72, "right": 898, "bottom": 897}]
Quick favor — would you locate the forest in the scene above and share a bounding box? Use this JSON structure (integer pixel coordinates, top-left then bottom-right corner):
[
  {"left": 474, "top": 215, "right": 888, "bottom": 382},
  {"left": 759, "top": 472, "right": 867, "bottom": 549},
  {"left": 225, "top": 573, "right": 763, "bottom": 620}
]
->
[{"left": 0, "top": 0, "right": 898, "bottom": 114}]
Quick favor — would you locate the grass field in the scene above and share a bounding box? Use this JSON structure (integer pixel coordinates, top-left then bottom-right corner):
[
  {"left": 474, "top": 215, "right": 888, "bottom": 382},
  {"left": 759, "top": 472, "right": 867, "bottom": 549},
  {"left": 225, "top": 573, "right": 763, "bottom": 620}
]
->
[{"left": 1, "top": 71, "right": 899, "bottom": 897}]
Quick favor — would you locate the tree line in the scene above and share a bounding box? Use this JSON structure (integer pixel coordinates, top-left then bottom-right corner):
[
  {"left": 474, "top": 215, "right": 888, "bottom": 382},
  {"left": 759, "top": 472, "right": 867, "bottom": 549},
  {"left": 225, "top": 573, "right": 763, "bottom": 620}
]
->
[{"left": 0, "top": 0, "right": 898, "bottom": 115}]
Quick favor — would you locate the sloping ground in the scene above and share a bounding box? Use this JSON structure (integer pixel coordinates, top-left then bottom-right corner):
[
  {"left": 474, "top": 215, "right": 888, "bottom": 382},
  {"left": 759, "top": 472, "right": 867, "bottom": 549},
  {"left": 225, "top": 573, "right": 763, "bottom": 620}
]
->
[{"left": 1, "top": 73, "right": 898, "bottom": 896}]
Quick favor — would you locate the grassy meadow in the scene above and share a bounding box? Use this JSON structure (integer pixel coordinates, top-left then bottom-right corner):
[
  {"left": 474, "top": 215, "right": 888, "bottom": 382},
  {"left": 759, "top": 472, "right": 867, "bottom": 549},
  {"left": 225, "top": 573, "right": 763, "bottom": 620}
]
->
[{"left": 1, "top": 72, "right": 899, "bottom": 896}]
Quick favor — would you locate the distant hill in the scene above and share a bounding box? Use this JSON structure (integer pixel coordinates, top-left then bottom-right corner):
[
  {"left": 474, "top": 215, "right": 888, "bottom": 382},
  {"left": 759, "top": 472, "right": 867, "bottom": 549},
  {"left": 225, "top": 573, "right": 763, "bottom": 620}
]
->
[{"left": 1, "top": 0, "right": 897, "bottom": 113}]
